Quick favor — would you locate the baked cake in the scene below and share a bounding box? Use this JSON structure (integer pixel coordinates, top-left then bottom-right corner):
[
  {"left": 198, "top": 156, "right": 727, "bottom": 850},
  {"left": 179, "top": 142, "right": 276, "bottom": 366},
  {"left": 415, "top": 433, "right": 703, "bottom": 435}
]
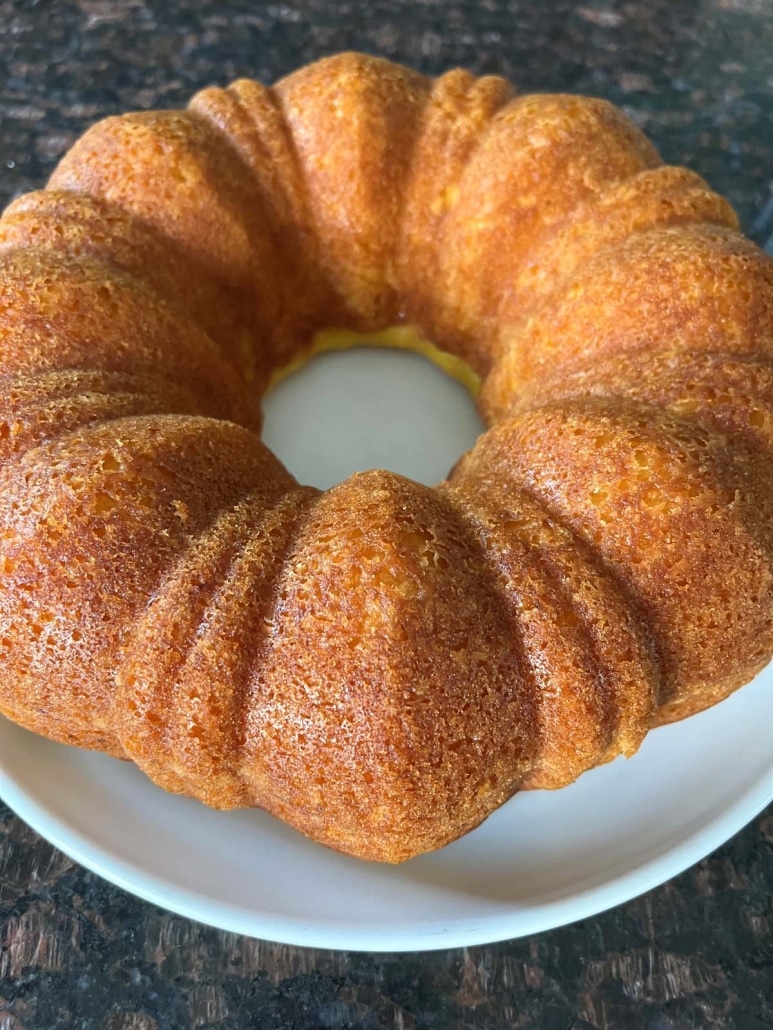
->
[{"left": 0, "top": 53, "right": 770, "bottom": 862}]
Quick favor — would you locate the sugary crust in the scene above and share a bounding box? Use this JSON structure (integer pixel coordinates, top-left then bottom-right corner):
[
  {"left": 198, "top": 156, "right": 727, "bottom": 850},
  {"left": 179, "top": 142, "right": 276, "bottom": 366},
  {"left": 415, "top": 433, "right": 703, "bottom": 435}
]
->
[
  {"left": 483, "top": 224, "right": 773, "bottom": 416},
  {"left": 463, "top": 401, "right": 773, "bottom": 716},
  {"left": 274, "top": 54, "right": 430, "bottom": 329},
  {"left": 238, "top": 471, "right": 537, "bottom": 861},
  {"left": 440, "top": 477, "right": 658, "bottom": 790},
  {"left": 0, "top": 416, "right": 293, "bottom": 755},
  {"left": 0, "top": 52, "right": 770, "bottom": 861}
]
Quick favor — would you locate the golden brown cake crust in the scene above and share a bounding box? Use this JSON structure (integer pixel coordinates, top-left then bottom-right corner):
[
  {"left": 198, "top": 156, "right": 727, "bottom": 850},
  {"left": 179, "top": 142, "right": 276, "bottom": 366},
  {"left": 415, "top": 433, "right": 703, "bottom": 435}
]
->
[{"left": 0, "top": 51, "right": 771, "bottom": 862}]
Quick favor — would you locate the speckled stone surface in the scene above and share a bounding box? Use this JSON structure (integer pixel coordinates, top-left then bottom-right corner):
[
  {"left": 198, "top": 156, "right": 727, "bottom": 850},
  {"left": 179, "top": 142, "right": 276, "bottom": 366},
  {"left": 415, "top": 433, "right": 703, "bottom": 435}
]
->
[{"left": 0, "top": 1, "right": 772, "bottom": 1027}]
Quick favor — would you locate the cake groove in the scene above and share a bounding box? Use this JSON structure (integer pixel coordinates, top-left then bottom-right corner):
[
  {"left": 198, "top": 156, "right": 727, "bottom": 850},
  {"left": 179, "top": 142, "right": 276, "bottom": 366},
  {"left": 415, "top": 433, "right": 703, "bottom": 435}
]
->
[
  {"left": 442, "top": 477, "right": 658, "bottom": 788},
  {"left": 116, "top": 483, "right": 314, "bottom": 805},
  {"left": 189, "top": 81, "right": 342, "bottom": 361},
  {"left": 0, "top": 248, "right": 251, "bottom": 424}
]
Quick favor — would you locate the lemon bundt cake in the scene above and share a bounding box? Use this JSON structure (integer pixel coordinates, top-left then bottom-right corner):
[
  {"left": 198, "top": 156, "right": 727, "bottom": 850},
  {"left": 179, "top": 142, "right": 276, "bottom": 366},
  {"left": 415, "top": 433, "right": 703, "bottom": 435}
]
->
[{"left": 0, "top": 53, "right": 771, "bottom": 862}]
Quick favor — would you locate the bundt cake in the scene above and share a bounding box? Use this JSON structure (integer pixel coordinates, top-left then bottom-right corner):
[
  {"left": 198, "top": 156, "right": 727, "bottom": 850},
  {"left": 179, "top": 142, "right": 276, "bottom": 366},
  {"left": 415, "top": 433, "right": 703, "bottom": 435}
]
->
[{"left": 0, "top": 52, "right": 771, "bottom": 863}]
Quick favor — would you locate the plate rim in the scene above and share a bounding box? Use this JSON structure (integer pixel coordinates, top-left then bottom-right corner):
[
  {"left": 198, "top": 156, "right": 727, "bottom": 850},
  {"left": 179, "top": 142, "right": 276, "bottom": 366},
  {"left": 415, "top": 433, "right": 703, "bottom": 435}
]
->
[{"left": 2, "top": 719, "right": 772, "bottom": 952}]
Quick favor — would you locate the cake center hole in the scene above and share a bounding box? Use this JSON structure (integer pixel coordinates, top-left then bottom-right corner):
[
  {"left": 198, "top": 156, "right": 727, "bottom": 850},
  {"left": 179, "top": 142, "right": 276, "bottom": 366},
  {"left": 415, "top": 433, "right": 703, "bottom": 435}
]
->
[{"left": 262, "top": 346, "right": 485, "bottom": 490}]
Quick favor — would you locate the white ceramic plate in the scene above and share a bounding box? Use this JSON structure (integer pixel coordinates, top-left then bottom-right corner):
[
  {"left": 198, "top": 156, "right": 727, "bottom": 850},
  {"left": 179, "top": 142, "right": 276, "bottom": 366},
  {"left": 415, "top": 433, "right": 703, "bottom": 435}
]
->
[{"left": 1, "top": 347, "right": 772, "bottom": 952}]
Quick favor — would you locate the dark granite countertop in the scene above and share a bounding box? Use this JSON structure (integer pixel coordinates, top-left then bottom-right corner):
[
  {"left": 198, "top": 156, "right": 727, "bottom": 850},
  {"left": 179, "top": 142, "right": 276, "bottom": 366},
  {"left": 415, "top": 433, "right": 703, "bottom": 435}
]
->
[{"left": 1, "top": 1, "right": 773, "bottom": 1027}]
